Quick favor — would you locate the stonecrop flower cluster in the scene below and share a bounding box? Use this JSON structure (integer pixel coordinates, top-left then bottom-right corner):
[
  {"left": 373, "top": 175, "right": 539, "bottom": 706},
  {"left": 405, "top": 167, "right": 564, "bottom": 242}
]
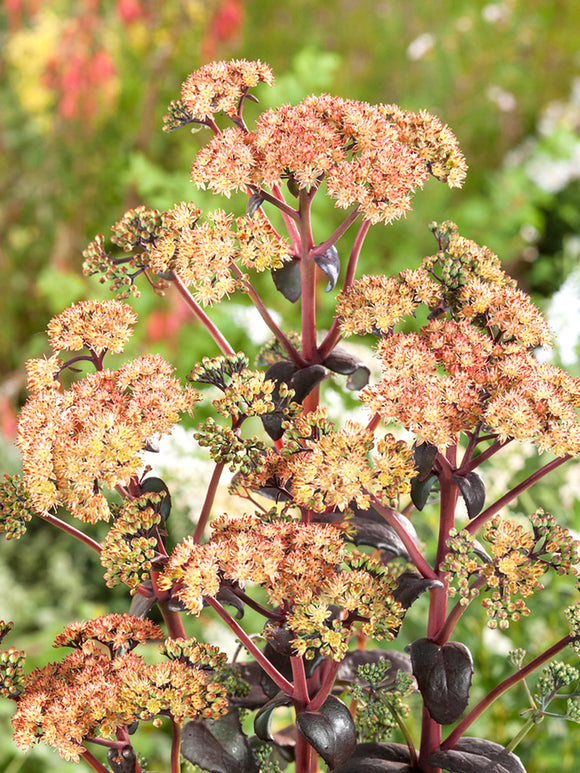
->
[
  {"left": 3, "top": 57, "right": 580, "bottom": 773},
  {"left": 9, "top": 615, "right": 228, "bottom": 762},
  {"left": 339, "top": 222, "right": 580, "bottom": 454},
  {"left": 159, "top": 514, "right": 404, "bottom": 660},
  {"left": 16, "top": 300, "right": 198, "bottom": 523},
  {"left": 443, "top": 510, "right": 580, "bottom": 629}
]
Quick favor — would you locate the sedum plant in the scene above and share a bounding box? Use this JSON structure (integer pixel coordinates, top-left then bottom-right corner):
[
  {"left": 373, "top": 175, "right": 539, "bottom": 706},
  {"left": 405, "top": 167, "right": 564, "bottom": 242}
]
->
[{"left": 1, "top": 59, "right": 580, "bottom": 773}]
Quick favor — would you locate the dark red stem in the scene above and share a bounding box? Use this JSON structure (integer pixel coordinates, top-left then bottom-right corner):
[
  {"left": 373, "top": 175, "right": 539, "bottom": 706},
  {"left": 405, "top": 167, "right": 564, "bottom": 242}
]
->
[
  {"left": 466, "top": 455, "right": 571, "bottom": 535},
  {"left": 442, "top": 635, "right": 573, "bottom": 750}
]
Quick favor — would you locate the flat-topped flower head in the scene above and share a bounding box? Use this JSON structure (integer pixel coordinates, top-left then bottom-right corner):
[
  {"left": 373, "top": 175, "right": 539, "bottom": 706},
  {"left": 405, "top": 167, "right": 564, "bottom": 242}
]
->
[
  {"left": 11, "top": 623, "right": 227, "bottom": 761},
  {"left": 444, "top": 512, "right": 579, "bottom": 630},
  {"left": 180, "top": 59, "right": 274, "bottom": 121},
  {"left": 17, "top": 355, "right": 198, "bottom": 522},
  {"left": 161, "top": 516, "right": 403, "bottom": 660},
  {"left": 47, "top": 300, "right": 137, "bottom": 356},
  {"left": 190, "top": 86, "right": 466, "bottom": 223},
  {"left": 54, "top": 613, "right": 163, "bottom": 653}
]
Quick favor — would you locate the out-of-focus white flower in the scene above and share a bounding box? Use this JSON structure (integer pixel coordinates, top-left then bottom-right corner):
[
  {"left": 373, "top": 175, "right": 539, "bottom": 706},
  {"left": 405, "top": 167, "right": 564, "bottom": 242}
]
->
[
  {"left": 482, "top": 3, "right": 510, "bottom": 24},
  {"left": 539, "top": 264, "right": 580, "bottom": 366},
  {"left": 142, "top": 425, "right": 236, "bottom": 523},
  {"left": 455, "top": 16, "right": 473, "bottom": 33},
  {"left": 526, "top": 145, "right": 580, "bottom": 193},
  {"left": 486, "top": 85, "right": 517, "bottom": 112},
  {"left": 229, "top": 303, "right": 282, "bottom": 345},
  {"left": 407, "top": 33, "right": 434, "bottom": 61}
]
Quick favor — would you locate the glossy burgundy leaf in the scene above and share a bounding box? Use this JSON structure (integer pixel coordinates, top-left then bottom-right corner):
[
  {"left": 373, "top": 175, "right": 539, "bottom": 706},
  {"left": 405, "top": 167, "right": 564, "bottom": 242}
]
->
[
  {"left": 182, "top": 712, "right": 258, "bottom": 773},
  {"left": 272, "top": 257, "right": 301, "bottom": 302},
  {"left": 337, "top": 649, "right": 413, "bottom": 685},
  {"left": 413, "top": 442, "right": 439, "bottom": 481},
  {"left": 107, "top": 746, "right": 136, "bottom": 773},
  {"left": 228, "top": 661, "right": 271, "bottom": 710},
  {"left": 314, "top": 244, "right": 340, "bottom": 292},
  {"left": 323, "top": 346, "right": 370, "bottom": 390},
  {"left": 429, "top": 737, "right": 527, "bottom": 773},
  {"left": 409, "top": 639, "right": 473, "bottom": 725},
  {"left": 411, "top": 473, "right": 438, "bottom": 511},
  {"left": 296, "top": 696, "right": 357, "bottom": 770},
  {"left": 331, "top": 742, "right": 413, "bottom": 773},
  {"left": 393, "top": 570, "right": 445, "bottom": 611},
  {"left": 246, "top": 192, "right": 264, "bottom": 218},
  {"left": 453, "top": 471, "right": 486, "bottom": 519},
  {"left": 254, "top": 692, "right": 293, "bottom": 741}
]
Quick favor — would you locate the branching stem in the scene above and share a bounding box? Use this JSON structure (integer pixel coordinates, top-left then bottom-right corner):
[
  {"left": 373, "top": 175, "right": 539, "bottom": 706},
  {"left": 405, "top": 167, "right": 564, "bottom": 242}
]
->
[{"left": 442, "top": 635, "right": 572, "bottom": 750}]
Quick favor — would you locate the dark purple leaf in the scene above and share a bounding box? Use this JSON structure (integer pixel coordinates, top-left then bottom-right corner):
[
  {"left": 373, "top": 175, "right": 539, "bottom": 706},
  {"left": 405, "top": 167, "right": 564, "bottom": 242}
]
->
[
  {"left": 337, "top": 649, "right": 413, "bottom": 686},
  {"left": 107, "top": 746, "right": 137, "bottom": 773},
  {"left": 254, "top": 693, "right": 293, "bottom": 741},
  {"left": 331, "top": 742, "right": 413, "bottom": 773},
  {"left": 229, "top": 661, "right": 271, "bottom": 710},
  {"left": 429, "top": 737, "right": 527, "bottom": 773},
  {"left": 410, "top": 639, "right": 473, "bottom": 725},
  {"left": 246, "top": 193, "right": 264, "bottom": 218},
  {"left": 313, "top": 505, "right": 418, "bottom": 559},
  {"left": 453, "top": 471, "right": 486, "bottom": 519},
  {"left": 290, "top": 364, "right": 327, "bottom": 403},
  {"left": 411, "top": 473, "right": 438, "bottom": 511},
  {"left": 140, "top": 476, "right": 171, "bottom": 520},
  {"left": 296, "top": 696, "right": 357, "bottom": 769},
  {"left": 261, "top": 361, "right": 326, "bottom": 440},
  {"left": 393, "top": 571, "right": 445, "bottom": 611},
  {"left": 216, "top": 586, "right": 245, "bottom": 619},
  {"left": 263, "top": 621, "right": 295, "bottom": 656},
  {"left": 314, "top": 244, "right": 340, "bottom": 292},
  {"left": 345, "top": 365, "right": 371, "bottom": 390},
  {"left": 323, "top": 346, "right": 370, "bottom": 391},
  {"left": 272, "top": 258, "right": 301, "bottom": 302},
  {"left": 128, "top": 592, "right": 156, "bottom": 618},
  {"left": 182, "top": 712, "right": 258, "bottom": 773},
  {"left": 413, "top": 442, "right": 439, "bottom": 481}
]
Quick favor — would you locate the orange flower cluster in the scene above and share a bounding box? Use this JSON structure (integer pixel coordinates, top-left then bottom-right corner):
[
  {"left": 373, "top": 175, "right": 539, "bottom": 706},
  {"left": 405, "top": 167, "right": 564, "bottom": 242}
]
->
[
  {"left": 179, "top": 59, "right": 274, "bottom": 121},
  {"left": 339, "top": 227, "right": 580, "bottom": 453},
  {"left": 11, "top": 615, "right": 227, "bottom": 761},
  {"left": 46, "top": 300, "right": 138, "bottom": 355},
  {"left": 84, "top": 201, "right": 290, "bottom": 304},
  {"left": 17, "top": 315, "right": 198, "bottom": 521},
  {"left": 159, "top": 515, "right": 403, "bottom": 660},
  {"left": 189, "top": 90, "right": 466, "bottom": 223},
  {"left": 238, "top": 407, "right": 416, "bottom": 512}
]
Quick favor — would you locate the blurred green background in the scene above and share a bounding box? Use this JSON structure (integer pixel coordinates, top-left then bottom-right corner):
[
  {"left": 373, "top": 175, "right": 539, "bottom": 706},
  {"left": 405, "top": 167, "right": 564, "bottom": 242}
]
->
[{"left": 1, "top": 0, "right": 580, "bottom": 770}]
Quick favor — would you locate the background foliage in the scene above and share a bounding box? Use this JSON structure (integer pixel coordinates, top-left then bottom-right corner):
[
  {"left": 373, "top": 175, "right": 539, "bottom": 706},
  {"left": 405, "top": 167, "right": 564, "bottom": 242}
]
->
[{"left": 1, "top": 1, "right": 580, "bottom": 770}]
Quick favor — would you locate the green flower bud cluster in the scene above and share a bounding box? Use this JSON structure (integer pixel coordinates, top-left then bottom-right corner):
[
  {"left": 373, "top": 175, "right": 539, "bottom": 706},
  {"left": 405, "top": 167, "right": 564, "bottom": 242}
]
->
[
  {"left": 0, "top": 475, "right": 34, "bottom": 540},
  {"left": 101, "top": 494, "right": 164, "bottom": 594},
  {"left": 351, "top": 660, "right": 413, "bottom": 743},
  {"left": 0, "top": 645, "right": 25, "bottom": 700},
  {"left": 195, "top": 417, "right": 268, "bottom": 474}
]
